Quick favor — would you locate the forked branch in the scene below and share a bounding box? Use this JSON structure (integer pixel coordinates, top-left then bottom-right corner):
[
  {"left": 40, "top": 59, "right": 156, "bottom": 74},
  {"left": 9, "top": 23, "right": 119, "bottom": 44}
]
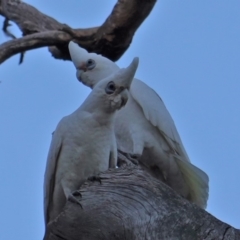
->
[{"left": 0, "top": 0, "right": 156, "bottom": 64}]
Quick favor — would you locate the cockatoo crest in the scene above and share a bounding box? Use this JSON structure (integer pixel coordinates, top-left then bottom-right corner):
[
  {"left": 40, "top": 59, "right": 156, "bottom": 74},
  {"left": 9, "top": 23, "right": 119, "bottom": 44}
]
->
[
  {"left": 69, "top": 41, "right": 120, "bottom": 88},
  {"left": 81, "top": 57, "right": 139, "bottom": 113}
]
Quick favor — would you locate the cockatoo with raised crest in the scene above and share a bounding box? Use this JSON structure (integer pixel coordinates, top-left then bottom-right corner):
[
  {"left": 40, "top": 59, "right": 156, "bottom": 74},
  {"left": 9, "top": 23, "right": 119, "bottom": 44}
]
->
[
  {"left": 68, "top": 41, "right": 209, "bottom": 209},
  {"left": 43, "top": 57, "right": 139, "bottom": 226}
]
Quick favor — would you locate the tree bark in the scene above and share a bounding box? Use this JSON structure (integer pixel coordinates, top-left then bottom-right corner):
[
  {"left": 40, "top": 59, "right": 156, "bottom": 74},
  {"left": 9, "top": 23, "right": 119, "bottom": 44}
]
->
[
  {"left": 44, "top": 164, "right": 240, "bottom": 240},
  {"left": 0, "top": 0, "right": 156, "bottom": 64}
]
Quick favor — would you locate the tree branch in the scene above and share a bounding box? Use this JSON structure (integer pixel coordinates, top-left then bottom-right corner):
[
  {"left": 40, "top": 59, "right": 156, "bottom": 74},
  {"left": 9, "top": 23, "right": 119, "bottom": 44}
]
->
[
  {"left": 0, "top": 0, "right": 156, "bottom": 64},
  {"left": 0, "top": 31, "right": 70, "bottom": 64},
  {"left": 44, "top": 165, "right": 240, "bottom": 240}
]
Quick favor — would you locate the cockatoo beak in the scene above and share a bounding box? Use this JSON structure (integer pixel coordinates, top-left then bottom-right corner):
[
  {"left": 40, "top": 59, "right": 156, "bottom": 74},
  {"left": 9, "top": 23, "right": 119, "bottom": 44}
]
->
[{"left": 120, "top": 90, "right": 128, "bottom": 107}]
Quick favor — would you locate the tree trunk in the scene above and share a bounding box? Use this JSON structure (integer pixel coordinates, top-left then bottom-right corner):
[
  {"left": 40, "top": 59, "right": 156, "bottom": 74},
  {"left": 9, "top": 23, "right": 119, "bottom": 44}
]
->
[{"left": 44, "top": 165, "right": 240, "bottom": 240}]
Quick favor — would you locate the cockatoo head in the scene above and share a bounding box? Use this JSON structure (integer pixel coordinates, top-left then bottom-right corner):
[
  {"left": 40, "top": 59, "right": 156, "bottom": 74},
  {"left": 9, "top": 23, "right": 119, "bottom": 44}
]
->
[
  {"left": 68, "top": 41, "right": 120, "bottom": 88},
  {"left": 85, "top": 57, "right": 139, "bottom": 113}
]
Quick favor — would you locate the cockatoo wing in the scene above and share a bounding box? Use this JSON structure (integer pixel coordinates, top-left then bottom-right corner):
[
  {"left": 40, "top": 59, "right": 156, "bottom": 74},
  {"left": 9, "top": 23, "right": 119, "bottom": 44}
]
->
[
  {"left": 130, "top": 79, "right": 209, "bottom": 208},
  {"left": 43, "top": 126, "right": 63, "bottom": 225},
  {"left": 130, "top": 79, "right": 190, "bottom": 161}
]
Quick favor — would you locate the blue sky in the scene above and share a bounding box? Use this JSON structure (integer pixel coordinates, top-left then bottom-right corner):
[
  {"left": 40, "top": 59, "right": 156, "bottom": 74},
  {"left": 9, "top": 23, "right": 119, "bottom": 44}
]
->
[{"left": 1, "top": 1, "right": 240, "bottom": 239}]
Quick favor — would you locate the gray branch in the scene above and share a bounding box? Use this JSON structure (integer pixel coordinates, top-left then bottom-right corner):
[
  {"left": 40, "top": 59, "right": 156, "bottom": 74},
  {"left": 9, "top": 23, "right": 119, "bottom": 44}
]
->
[{"left": 44, "top": 165, "right": 240, "bottom": 240}]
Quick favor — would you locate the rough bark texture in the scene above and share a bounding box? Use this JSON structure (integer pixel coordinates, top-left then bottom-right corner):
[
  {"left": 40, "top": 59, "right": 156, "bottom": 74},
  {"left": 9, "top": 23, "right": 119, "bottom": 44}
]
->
[
  {"left": 44, "top": 164, "right": 240, "bottom": 240},
  {"left": 0, "top": 0, "right": 156, "bottom": 64}
]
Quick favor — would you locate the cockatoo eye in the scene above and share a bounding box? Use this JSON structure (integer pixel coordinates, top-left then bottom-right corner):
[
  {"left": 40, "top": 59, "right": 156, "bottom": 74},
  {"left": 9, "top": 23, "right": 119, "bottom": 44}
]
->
[
  {"left": 105, "top": 81, "right": 116, "bottom": 94},
  {"left": 86, "top": 59, "right": 96, "bottom": 70}
]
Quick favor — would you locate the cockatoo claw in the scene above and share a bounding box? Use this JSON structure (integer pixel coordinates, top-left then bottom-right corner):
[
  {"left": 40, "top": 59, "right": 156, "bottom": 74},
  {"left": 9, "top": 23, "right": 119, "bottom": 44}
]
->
[
  {"left": 88, "top": 175, "right": 102, "bottom": 184},
  {"left": 118, "top": 150, "right": 139, "bottom": 167},
  {"left": 68, "top": 191, "right": 83, "bottom": 208}
]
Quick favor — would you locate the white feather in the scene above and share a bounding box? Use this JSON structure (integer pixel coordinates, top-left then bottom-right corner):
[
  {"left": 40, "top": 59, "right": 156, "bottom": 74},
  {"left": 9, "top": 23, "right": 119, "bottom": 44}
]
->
[
  {"left": 43, "top": 58, "right": 138, "bottom": 226},
  {"left": 68, "top": 41, "right": 209, "bottom": 209}
]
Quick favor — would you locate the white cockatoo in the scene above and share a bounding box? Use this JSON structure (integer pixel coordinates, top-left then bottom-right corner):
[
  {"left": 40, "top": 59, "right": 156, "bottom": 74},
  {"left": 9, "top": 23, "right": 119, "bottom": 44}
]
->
[
  {"left": 68, "top": 41, "right": 209, "bottom": 209},
  {"left": 43, "top": 57, "right": 139, "bottom": 226}
]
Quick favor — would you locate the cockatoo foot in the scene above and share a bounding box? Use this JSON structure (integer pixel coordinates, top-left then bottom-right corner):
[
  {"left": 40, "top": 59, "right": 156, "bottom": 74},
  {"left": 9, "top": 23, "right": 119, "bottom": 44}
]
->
[
  {"left": 118, "top": 150, "right": 139, "bottom": 167},
  {"left": 68, "top": 191, "right": 83, "bottom": 208},
  {"left": 88, "top": 175, "right": 102, "bottom": 184}
]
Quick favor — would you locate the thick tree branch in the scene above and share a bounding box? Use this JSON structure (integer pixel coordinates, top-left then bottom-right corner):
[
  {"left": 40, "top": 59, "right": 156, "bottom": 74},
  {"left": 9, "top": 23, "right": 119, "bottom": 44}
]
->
[
  {"left": 0, "top": 31, "right": 71, "bottom": 64},
  {"left": 0, "top": 0, "right": 156, "bottom": 64},
  {"left": 44, "top": 165, "right": 240, "bottom": 240}
]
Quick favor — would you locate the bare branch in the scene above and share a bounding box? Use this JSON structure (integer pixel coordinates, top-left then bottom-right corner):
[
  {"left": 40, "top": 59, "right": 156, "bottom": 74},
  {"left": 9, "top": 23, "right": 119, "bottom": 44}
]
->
[
  {"left": 2, "top": 18, "right": 16, "bottom": 39},
  {"left": 0, "top": 0, "right": 63, "bottom": 33},
  {"left": 2, "top": 17, "right": 26, "bottom": 64},
  {"left": 44, "top": 166, "right": 240, "bottom": 240},
  {"left": 0, "top": 0, "right": 156, "bottom": 64},
  {"left": 0, "top": 30, "right": 72, "bottom": 64}
]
